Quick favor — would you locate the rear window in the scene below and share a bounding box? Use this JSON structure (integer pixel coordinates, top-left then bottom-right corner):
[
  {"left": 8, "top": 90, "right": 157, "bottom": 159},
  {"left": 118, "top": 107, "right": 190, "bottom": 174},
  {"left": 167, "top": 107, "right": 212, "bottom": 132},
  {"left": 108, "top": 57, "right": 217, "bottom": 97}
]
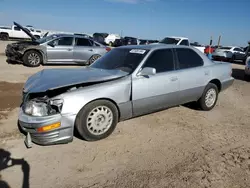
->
[
  {"left": 219, "top": 47, "right": 231, "bottom": 50},
  {"left": 90, "top": 48, "right": 149, "bottom": 73},
  {"left": 159, "top": 37, "right": 180, "bottom": 45}
]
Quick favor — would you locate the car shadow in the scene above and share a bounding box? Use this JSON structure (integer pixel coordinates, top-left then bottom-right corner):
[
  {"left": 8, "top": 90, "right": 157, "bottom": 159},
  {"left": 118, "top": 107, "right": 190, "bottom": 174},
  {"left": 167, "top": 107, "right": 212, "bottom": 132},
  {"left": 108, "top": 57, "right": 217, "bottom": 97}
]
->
[
  {"left": 0, "top": 148, "right": 30, "bottom": 188},
  {"left": 232, "top": 68, "right": 248, "bottom": 81}
]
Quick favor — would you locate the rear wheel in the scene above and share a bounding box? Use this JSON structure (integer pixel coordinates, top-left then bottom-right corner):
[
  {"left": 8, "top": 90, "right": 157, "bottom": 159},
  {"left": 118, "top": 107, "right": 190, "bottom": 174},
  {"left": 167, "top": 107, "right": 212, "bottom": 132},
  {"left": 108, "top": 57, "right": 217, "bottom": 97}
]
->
[
  {"left": 87, "top": 54, "right": 101, "bottom": 65},
  {"left": 76, "top": 100, "right": 119, "bottom": 141},
  {"left": 23, "top": 50, "right": 42, "bottom": 67},
  {"left": 198, "top": 83, "right": 218, "bottom": 111},
  {"left": 0, "top": 33, "right": 9, "bottom": 41}
]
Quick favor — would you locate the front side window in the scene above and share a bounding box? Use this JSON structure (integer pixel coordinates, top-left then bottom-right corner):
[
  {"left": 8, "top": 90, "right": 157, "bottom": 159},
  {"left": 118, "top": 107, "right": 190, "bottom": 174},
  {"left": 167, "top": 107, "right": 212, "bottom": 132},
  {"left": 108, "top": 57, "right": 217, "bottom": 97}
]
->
[
  {"left": 52, "top": 37, "right": 73, "bottom": 46},
  {"left": 75, "top": 38, "right": 92, "bottom": 46},
  {"left": 142, "top": 49, "right": 174, "bottom": 73},
  {"left": 14, "top": 26, "right": 21, "bottom": 31},
  {"left": 176, "top": 48, "right": 203, "bottom": 69},
  {"left": 91, "top": 48, "right": 149, "bottom": 73}
]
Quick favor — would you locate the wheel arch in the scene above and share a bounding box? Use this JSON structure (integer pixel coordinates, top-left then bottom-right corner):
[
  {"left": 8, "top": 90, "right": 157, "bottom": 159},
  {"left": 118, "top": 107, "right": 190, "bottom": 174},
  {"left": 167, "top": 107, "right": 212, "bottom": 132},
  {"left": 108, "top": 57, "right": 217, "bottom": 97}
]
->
[
  {"left": 208, "top": 79, "right": 221, "bottom": 92},
  {"left": 75, "top": 97, "right": 121, "bottom": 122},
  {"left": 0, "top": 32, "right": 9, "bottom": 36},
  {"left": 23, "top": 49, "right": 45, "bottom": 64}
]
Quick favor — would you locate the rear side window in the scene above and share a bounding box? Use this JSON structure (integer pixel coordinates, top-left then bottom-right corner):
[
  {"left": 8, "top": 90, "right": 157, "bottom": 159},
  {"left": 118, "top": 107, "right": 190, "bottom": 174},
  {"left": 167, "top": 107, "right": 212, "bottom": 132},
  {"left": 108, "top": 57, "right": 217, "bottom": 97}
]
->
[
  {"left": 14, "top": 26, "right": 21, "bottom": 31},
  {"left": 179, "top": 40, "right": 189, "bottom": 46},
  {"left": 52, "top": 37, "right": 73, "bottom": 46},
  {"left": 75, "top": 38, "right": 92, "bottom": 46},
  {"left": 176, "top": 48, "right": 203, "bottom": 69},
  {"left": 143, "top": 49, "right": 174, "bottom": 73}
]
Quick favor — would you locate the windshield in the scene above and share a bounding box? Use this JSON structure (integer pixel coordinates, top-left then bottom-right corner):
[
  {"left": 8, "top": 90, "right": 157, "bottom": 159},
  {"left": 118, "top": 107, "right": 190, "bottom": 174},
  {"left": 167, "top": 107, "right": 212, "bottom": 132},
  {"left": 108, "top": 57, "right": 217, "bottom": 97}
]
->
[
  {"left": 36, "top": 35, "right": 58, "bottom": 44},
  {"left": 90, "top": 48, "right": 149, "bottom": 73},
  {"left": 159, "top": 37, "right": 181, "bottom": 45},
  {"left": 219, "top": 47, "right": 232, "bottom": 50}
]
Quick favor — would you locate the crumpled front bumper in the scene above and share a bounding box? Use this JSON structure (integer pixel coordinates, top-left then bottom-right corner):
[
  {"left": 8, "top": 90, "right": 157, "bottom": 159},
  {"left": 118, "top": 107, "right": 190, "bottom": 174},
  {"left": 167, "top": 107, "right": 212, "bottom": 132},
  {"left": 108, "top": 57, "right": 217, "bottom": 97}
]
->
[{"left": 18, "top": 108, "right": 76, "bottom": 147}]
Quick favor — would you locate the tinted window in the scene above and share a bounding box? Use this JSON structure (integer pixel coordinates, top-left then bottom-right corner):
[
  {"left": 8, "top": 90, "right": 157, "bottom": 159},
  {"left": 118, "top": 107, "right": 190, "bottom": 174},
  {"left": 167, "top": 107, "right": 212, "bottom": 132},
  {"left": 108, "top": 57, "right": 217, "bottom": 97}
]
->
[
  {"left": 142, "top": 49, "right": 174, "bottom": 73},
  {"left": 180, "top": 40, "right": 189, "bottom": 46},
  {"left": 234, "top": 48, "right": 243, "bottom": 52},
  {"left": 76, "top": 38, "right": 92, "bottom": 46},
  {"left": 176, "top": 48, "right": 203, "bottom": 69},
  {"left": 53, "top": 37, "right": 73, "bottom": 46},
  {"left": 159, "top": 37, "right": 180, "bottom": 45},
  {"left": 91, "top": 48, "right": 149, "bottom": 73},
  {"left": 219, "top": 47, "right": 232, "bottom": 50},
  {"left": 14, "top": 26, "right": 21, "bottom": 31}
]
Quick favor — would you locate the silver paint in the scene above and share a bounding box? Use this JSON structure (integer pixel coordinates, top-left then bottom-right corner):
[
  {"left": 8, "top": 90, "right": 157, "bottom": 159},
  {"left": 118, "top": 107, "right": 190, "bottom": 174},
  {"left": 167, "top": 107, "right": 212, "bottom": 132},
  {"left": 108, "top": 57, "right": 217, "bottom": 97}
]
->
[{"left": 18, "top": 44, "right": 234, "bottom": 146}]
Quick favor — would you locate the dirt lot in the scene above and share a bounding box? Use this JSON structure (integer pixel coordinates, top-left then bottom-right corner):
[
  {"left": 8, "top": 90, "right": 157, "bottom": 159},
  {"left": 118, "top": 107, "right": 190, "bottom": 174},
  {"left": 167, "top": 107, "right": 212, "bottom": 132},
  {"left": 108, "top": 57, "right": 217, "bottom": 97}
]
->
[{"left": 0, "top": 42, "right": 250, "bottom": 188}]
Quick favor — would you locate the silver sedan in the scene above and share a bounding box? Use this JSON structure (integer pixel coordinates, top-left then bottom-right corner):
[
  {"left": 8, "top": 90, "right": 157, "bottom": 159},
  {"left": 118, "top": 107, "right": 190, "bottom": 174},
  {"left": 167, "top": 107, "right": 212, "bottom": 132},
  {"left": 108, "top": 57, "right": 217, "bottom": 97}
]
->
[{"left": 18, "top": 44, "right": 234, "bottom": 147}]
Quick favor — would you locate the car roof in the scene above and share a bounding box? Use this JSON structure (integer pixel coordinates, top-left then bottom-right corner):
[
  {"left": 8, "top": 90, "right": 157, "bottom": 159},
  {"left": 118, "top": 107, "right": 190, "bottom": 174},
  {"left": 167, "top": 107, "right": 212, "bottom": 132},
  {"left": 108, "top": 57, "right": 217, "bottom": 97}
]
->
[
  {"left": 52, "top": 33, "right": 92, "bottom": 39},
  {"left": 164, "top": 36, "right": 189, "bottom": 40},
  {"left": 118, "top": 44, "right": 193, "bottom": 50}
]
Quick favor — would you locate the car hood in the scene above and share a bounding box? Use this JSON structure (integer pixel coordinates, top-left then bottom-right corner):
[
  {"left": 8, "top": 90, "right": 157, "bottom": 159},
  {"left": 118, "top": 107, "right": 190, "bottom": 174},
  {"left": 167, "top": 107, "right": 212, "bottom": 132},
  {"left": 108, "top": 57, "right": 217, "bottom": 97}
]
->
[
  {"left": 13, "top": 21, "right": 37, "bottom": 41},
  {"left": 23, "top": 67, "right": 129, "bottom": 93}
]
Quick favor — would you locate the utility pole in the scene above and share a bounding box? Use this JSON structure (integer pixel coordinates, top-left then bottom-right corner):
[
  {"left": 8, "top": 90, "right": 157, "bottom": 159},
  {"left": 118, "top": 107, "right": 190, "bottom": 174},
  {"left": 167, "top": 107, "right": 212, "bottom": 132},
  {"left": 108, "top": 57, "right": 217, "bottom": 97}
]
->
[{"left": 217, "top": 35, "right": 221, "bottom": 48}]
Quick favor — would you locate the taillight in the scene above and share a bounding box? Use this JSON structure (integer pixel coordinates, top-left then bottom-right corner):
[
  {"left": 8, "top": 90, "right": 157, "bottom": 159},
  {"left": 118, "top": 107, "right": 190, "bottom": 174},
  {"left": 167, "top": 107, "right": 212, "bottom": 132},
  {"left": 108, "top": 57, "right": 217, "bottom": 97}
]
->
[{"left": 106, "top": 47, "right": 111, "bottom": 52}]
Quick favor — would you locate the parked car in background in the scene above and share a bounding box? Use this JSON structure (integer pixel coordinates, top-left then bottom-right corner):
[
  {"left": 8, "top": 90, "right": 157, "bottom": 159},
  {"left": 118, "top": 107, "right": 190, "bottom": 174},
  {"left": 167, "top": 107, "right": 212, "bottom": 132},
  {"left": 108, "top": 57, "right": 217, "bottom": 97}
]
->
[
  {"left": 113, "top": 38, "right": 125, "bottom": 47},
  {"left": 245, "top": 56, "right": 250, "bottom": 81},
  {"left": 18, "top": 44, "right": 233, "bottom": 147},
  {"left": 212, "top": 46, "right": 246, "bottom": 62},
  {"left": 5, "top": 22, "right": 111, "bottom": 67},
  {"left": 104, "top": 34, "right": 121, "bottom": 46},
  {"left": 0, "top": 22, "right": 42, "bottom": 40},
  {"left": 157, "top": 36, "right": 205, "bottom": 53},
  {"left": 123, "top": 36, "right": 139, "bottom": 45},
  {"left": 92, "top": 33, "right": 109, "bottom": 45}
]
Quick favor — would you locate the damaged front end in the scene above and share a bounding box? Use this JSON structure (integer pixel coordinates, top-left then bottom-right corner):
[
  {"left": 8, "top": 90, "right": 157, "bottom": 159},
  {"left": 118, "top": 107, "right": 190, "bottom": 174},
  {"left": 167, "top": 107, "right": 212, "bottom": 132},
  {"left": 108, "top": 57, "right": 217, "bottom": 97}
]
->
[
  {"left": 5, "top": 41, "right": 40, "bottom": 63},
  {"left": 19, "top": 88, "right": 76, "bottom": 148}
]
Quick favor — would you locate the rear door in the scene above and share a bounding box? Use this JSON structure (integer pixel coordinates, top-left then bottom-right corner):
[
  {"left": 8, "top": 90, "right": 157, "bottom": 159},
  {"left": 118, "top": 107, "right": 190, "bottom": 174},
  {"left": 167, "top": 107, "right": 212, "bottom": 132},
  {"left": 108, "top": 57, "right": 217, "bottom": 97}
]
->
[
  {"left": 174, "top": 48, "right": 207, "bottom": 104},
  {"left": 73, "top": 37, "right": 96, "bottom": 63},
  {"left": 46, "top": 36, "right": 74, "bottom": 63},
  {"left": 132, "top": 49, "right": 180, "bottom": 116}
]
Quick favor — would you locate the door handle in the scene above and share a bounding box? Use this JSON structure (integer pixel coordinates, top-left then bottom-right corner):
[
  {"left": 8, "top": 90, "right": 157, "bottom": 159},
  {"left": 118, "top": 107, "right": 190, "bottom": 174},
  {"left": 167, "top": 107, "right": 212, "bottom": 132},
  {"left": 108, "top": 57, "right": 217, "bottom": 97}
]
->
[
  {"left": 88, "top": 49, "right": 94, "bottom": 51},
  {"left": 67, "top": 49, "right": 72, "bottom": 51},
  {"left": 170, "top": 77, "right": 178, "bottom": 81}
]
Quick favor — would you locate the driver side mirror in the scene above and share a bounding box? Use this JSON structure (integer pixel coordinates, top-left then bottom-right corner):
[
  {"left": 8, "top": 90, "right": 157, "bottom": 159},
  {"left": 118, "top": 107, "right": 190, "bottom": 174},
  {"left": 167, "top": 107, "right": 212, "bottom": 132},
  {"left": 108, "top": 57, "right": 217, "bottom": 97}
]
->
[{"left": 137, "top": 67, "right": 156, "bottom": 76}]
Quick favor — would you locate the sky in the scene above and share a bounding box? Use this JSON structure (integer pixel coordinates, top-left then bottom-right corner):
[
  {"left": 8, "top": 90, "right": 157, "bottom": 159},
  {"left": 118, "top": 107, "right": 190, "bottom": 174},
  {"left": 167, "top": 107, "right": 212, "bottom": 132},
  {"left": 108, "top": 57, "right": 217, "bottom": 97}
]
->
[{"left": 0, "top": 0, "right": 249, "bottom": 46}]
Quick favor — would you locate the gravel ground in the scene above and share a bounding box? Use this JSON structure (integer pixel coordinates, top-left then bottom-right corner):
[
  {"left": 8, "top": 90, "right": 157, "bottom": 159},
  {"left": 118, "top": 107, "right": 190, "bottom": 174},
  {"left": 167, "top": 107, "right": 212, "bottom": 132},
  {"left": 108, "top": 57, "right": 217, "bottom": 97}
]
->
[{"left": 0, "top": 42, "right": 250, "bottom": 188}]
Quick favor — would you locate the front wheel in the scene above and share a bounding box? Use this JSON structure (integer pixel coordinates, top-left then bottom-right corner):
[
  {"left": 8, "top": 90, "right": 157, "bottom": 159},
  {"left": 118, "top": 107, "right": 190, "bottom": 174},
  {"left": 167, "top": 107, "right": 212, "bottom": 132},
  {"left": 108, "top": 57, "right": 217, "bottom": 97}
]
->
[
  {"left": 198, "top": 83, "right": 218, "bottom": 111},
  {"left": 23, "top": 50, "right": 42, "bottom": 67},
  {"left": 76, "top": 100, "right": 119, "bottom": 141}
]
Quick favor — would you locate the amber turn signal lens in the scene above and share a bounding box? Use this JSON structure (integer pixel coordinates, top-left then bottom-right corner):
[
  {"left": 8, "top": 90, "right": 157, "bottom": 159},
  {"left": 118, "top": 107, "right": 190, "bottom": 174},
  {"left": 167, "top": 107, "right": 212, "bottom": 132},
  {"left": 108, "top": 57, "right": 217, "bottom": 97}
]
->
[{"left": 37, "top": 122, "right": 61, "bottom": 132}]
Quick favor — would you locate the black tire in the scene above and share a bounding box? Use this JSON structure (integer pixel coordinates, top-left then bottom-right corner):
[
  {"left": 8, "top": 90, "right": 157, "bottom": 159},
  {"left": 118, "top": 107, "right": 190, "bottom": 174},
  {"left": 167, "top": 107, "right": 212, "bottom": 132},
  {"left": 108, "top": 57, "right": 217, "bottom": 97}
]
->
[
  {"left": 76, "top": 100, "right": 119, "bottom": 141},
  {"left": 244, "top": 74, "right": 250, "bottom": 81},
  {"left": 0, "top": 33, "right": 9, "bottom": 41},
  {"left": 87, "top": 54, "right": 101, "bottom": 65},
  {"left": 198, "top": 83, "right": 219, "bottom": 111},
  {"left": 23, "top": 50, "right": 42, "bottom": 67}
]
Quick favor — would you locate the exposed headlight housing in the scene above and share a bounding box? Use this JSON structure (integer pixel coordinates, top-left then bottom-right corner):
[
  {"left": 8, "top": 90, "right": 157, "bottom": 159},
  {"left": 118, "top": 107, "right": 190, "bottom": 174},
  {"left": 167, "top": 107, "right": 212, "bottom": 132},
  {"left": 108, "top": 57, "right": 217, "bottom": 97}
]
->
[{"left": 23, "top": 99, "right": 63, "bottom": 117}]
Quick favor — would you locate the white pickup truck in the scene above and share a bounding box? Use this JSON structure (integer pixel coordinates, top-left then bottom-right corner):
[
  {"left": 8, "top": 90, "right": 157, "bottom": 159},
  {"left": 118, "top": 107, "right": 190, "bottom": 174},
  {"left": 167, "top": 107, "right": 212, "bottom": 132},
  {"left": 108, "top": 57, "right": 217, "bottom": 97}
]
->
[
  {"left": 156, "top": 36, "right": 206, "bottom": 53},
  {"left": 0, "top": 22, "right": 42, "bottom": 41}
]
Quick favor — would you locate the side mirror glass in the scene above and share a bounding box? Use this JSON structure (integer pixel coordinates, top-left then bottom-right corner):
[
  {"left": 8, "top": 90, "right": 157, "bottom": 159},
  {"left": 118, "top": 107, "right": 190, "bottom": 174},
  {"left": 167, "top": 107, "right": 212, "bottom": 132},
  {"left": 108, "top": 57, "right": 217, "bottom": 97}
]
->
[{"left": 137, "top": 67, "right": 156, "bottom": 76}]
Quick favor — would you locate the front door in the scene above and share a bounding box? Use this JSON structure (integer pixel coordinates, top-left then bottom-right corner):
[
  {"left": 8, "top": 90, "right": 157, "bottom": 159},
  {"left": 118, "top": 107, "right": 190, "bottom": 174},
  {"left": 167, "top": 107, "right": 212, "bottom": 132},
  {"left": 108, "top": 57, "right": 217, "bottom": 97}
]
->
[
  {"left": 46, "top": 36, "right": 74, "bottom": 63},
  {"left": 132, "top": 49, "right": 179, "bottom": 117}
]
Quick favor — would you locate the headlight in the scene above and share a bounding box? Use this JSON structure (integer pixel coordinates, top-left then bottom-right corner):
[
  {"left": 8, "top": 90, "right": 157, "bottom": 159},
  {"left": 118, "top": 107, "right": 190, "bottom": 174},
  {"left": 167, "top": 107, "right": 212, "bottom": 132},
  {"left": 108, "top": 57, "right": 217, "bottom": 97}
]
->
[
  {"left": 23, "top": 99, "right": 64, "bottom": 116},
  {"left": 23, "top": 101, "right": 49, "bottom": 117}
]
